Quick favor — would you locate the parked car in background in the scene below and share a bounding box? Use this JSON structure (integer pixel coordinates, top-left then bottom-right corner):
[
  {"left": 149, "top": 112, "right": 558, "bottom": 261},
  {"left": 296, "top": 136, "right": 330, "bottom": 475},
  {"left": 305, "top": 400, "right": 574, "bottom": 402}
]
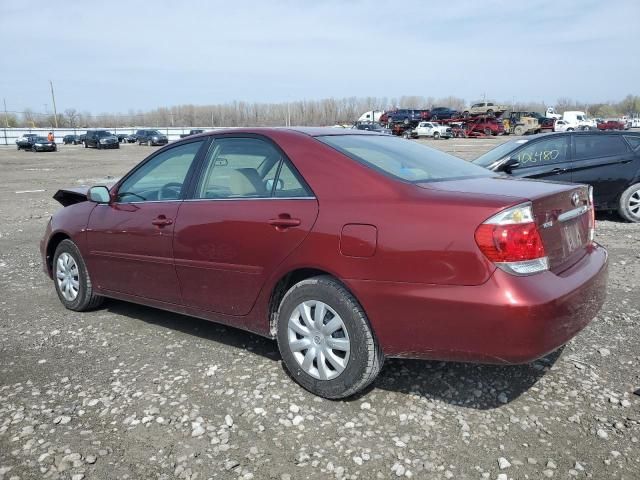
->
[
  {"left": 41, "top": 127, "right": 607, "bottom": 399},
  {"left": 554, "top": 119, "right": 574, "bottom": 132},
  {"left": 411, "top": 121, "right": 452, "bottom": 139},
  {"left": 429, "top": 107, "right": 460, "bottom": 120},
  {"left": 473, "top": 131, "right": 640, "bottom": 222},
  {"left": 31, "top": 136, "right": 57, "bottom": 152},
  {"left": 84, "top": 130, "right": 119, "bottom": 149},
  {"left": 383, "top": 109, "right": 430, "bottom": 125},
  {"left": 116, "top": 133, "right": 129, "bottom": 143},
  {"left": 124, "top": 134, "right": 138, "bottom": 143},
  {"left": 15, "top": 134, "right": 38, "bottom": 150},
  {"left": 63, "top": 135, "right": 81, "bottom": 145},
  {"left": 78, "top": 134, "right": 87, "bottom": 144},
  {"left": 597, "top": 120, "right": 625, "bottom": 131},
  {"left": 353, "top": 122, "right": 391, "bottom": 134},
  {"left": 179, "top": 129, "right": 205, "bottom": 139},
  {"left": 464, "top": 102, "right": 507, "bottom": 117},
  {"left": 471, "top": 118, "right": 505, "bottom": 136},
  {"left": 136, "top": 129, "right": 169, "bottom": 146}
]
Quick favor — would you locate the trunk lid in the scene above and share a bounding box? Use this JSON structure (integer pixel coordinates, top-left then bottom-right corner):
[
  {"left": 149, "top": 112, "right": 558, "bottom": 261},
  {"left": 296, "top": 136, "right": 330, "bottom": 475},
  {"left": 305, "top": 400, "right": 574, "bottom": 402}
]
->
[
  {"left": 418, "top": 177, "right": 592, "bottom": 272},
  {"left": 531, "top": 183, "right": 591, "bottom": 272}
]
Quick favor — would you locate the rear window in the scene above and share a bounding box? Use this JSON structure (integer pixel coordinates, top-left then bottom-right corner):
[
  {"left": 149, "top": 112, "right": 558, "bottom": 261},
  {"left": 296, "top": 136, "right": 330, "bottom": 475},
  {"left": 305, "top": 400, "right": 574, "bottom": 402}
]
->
[
  {"left": 574, "top": 135, "right": 629, "bottom": 160},
  {"left": 317, "top": 135, "right": 493, "bottom": 183}
]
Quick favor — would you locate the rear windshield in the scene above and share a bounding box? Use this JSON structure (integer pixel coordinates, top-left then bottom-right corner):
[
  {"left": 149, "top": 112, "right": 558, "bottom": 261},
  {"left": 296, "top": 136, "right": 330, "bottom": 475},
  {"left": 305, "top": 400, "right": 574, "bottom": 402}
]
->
[{"left": 317, "top": 135, "right": 493, "bottom": 183}]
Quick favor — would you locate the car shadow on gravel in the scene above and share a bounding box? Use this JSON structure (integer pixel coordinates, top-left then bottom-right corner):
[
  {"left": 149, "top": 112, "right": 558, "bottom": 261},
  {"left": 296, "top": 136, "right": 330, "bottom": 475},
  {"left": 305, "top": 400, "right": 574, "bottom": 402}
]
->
[
  {"left": 105, "top": 300, "right": 281, "bottom": 361},
  {"left": 364, "top": 349, "right": 562, "bottom": 409},
  {"left": 104, "top": 299, "right": 561, "bottom": 409}
]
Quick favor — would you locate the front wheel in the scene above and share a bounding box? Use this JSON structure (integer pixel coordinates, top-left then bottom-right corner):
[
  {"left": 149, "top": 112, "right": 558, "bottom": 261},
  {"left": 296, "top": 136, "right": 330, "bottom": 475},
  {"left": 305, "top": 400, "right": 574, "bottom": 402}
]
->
[
  {"left": 433, "top": 131, "right": 440, "bottom": 139},
  {"left": 277, "top": 276, "right": 383, "bottom": 399},
  {"left": 53, "top": 239, "right": 104, "bottom": 311},
  {"left": 618, "top": 183, "right": 640, "bottom": 223}
]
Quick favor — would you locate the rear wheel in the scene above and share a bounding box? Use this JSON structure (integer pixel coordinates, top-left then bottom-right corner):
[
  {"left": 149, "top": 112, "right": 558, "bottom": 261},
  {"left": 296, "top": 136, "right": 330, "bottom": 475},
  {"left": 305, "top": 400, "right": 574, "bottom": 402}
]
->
[
  {"left": 147, "top": 139, "right": 152, "bottom": 146},
  {"left": 618, "top": 183, "right": 640, "bottom": 223},
  {"left": 484, "top": 127, "right": 492, "bottom": 136},
  {"left": 277, "top": 276, "right": 383, "bottom": 399},
  {"left": 84, "top": 141, "right": 88, "bottom": 148},
  {"left": 53, "top": 239, "right": 104, "bottom": 311}
]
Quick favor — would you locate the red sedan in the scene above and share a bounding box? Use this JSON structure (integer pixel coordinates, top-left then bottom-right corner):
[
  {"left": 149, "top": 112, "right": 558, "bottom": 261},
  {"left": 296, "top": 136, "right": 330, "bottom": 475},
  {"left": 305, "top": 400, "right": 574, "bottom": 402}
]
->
[{"left": 41, "top": 128, "right": 608, "bottom": 398}]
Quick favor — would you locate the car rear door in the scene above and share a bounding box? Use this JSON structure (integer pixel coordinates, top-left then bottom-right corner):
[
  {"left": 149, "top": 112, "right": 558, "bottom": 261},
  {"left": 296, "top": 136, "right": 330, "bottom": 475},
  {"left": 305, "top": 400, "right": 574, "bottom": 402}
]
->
[
  {"left": 172, "top": 135, "right": 319, "bottom": 317},
  {"left": 570, "top": 133, "right": 638, "bottom": 209},
  {"left": 507, "top": 135, "right": 573, "bottom": 183},
  {"left": 86, "top": 139, "right": 206, "bottom": 304}
]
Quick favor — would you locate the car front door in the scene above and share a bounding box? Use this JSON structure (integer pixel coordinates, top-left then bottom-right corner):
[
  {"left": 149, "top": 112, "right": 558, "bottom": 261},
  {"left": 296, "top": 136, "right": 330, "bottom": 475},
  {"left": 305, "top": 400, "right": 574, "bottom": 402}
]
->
[
  {"left": 86, "top": 139, "right": 206, "bottom": 303},
  {"left": 570, "top": 133, "right": 638, "bottom": 208},
  {"left": 507, "top": 135, "right": 573, "bottom": 183},
  {"left": 173, "top": 136, "right": 319, "bottom": 318}
]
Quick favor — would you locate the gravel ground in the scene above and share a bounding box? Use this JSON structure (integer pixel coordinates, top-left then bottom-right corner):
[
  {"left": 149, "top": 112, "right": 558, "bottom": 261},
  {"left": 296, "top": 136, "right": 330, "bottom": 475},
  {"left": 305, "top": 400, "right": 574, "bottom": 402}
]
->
[{"left": 0, "top": 138, "right": 639, "bottom": 480}]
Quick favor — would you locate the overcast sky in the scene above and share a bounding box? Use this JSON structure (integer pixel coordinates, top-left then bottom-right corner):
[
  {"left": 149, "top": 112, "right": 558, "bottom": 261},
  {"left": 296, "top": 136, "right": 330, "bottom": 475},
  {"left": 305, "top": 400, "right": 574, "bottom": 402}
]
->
[{"left": 1, "top": 0, "right": 638, "bottom": 115}]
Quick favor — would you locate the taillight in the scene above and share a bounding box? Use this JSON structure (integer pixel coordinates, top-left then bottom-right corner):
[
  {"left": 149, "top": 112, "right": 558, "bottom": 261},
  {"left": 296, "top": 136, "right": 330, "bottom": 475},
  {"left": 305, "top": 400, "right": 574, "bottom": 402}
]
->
[
  {"left": 475, "top": 202, "right": 549, "bottom": 276},
  {"left": 588, "top": 186, "right": 595, "bottom": 242}
]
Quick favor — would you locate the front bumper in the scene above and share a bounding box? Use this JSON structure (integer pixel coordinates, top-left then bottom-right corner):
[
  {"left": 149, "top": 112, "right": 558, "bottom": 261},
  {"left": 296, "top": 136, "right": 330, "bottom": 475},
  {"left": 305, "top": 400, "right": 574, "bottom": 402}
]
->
[{"left": 348, "top": 243, "right": 608, "bottom": 364}]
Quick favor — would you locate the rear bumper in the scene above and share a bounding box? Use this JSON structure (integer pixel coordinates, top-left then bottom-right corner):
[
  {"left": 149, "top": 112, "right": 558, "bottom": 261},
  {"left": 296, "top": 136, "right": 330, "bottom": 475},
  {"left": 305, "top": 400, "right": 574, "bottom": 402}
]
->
[{"left": 348, "top": 243, "right": 608, "bottom": 364}]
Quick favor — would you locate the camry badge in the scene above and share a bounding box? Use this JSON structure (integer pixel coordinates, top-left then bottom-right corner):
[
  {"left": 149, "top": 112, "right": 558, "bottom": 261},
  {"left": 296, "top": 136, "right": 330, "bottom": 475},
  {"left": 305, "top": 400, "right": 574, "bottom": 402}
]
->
[{"left": 571, "top": 192, "right": 580, "bottom": 207}]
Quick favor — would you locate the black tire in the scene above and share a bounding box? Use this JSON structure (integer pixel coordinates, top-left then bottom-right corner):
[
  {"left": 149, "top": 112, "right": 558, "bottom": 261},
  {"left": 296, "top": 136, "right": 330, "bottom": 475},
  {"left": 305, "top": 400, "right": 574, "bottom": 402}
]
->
[
  {"left": 433, "top": 131, "right": 440, "bottom": 139},
  {"left": 115, "top": 143, "right": 120, "bottom": 149},
  {"left": 431, "top": 115, "right": 438, "bottom": 121},
  {"left": 147, "top": 139, "right": 152, "bottom": 146},
  {"left": 277, "top": 275, "right": 384, "bottom": 399},
  {"left": 84, "top": 141, "right": 88, "bottom": 148},
  {"left": 484, "top": 127, "right": 492, "bottom": 136},
  {"left": 618, "top": 183, "right": 640, "bottom": 223},
  {"left": 52, "top": 239, "right": 104, "bottom": 311},
  {"left": 96, "top": 141, "right": 101, "bottom": 150},
  {"left": 487, "top": 109, "right": 494, "bottom": 117}
]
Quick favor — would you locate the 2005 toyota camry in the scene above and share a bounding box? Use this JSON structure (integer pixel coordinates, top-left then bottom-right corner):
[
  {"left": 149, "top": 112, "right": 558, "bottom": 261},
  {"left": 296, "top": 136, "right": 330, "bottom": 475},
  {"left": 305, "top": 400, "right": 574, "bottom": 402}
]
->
[{"left": 41, "top": 128, "right": 608, "bottom": 398}]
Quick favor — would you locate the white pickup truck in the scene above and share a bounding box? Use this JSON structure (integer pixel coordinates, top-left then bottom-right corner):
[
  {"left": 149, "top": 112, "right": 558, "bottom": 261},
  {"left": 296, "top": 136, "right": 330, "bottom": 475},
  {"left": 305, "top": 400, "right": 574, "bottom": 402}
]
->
[{"left": 410, "top": 121, "right": 453, "bottom": 139}]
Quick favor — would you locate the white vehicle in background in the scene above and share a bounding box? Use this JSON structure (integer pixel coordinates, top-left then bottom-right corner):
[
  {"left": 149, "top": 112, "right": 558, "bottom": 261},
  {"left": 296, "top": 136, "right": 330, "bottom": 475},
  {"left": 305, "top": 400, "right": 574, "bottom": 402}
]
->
[
  {"left": 357, "top": 110, "right": 385, "bottom": 123},
  {"left": 554, "top": 119, "right": 575, "bottom": 132},
  {"left": 545, "top": 107, "right": 562, "bottom": 119},
  {"left": 562, "top": 111, "right": 597, "bottom": 130},
  {"left": 630, "top": 117, "right": 640, "bottom": 128},
  {"left": 411, "top": 121, "right": 452, "bottom": 139}
]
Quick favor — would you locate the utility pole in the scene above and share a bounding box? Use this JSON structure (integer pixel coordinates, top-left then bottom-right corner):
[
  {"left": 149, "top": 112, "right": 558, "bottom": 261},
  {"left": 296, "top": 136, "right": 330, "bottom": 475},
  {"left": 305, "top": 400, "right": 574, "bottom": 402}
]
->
[
  {"left": 3, "top": 98, "right": 8, "bottom": 146},
  {"left": 49, "top": 80, "right": 59, "bottom": 128}
]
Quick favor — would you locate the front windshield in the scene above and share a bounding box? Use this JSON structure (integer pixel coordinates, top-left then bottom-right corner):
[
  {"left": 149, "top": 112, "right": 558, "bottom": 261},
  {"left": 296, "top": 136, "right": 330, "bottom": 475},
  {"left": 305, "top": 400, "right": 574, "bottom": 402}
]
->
[
  {"left": 35, "top": 137, "right": 48, "bottom": 142},
  {"left": 317, "top": 135, "right": 493, "bottom": 183},
  {"left": 473, "top": 139, "right": 529, "bottom": 167},
  {"left": 97, "top": 131, "right": 112, "bottom": 137},
  {"left": 150, "top": 130, "right": 161, "bottom": 135}
]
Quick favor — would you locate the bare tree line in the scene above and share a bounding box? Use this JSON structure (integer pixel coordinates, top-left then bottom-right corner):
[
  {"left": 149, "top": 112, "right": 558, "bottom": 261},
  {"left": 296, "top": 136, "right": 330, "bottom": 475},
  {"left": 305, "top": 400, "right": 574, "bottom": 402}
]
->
[{"left": 4, "top": 94, "right": 640, "bottom": 129}]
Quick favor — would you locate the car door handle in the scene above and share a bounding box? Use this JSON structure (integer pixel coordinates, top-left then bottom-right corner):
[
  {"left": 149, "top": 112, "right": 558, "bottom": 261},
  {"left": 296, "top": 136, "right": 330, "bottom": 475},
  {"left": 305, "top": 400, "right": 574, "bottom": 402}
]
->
[
  {"left": 551, "top": 167, "right": 566, "bottom": 174},
  {"left": 268, "top": 216, "right": 301, "bottom": 229},
  {"left": 151, "top": 216, "right": 173, "bottom": 227}
]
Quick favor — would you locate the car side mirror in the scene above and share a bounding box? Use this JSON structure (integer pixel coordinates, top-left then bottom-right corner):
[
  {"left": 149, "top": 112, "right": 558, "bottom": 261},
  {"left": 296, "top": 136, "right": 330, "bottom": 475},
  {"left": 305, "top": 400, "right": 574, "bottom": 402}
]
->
[
  {"left": 88, "top": 186, "right": 111, "bottom": 203},
  {"left": 500, "top": 157, "right": 520, "bottom": 173}
]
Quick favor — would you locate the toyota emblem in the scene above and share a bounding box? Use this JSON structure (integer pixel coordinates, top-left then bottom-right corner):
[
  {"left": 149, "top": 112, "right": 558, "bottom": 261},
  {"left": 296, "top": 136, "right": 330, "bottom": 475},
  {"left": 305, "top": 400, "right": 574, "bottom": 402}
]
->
[{"left": 571, "top": 192, "right": 580, "bottom": 207}]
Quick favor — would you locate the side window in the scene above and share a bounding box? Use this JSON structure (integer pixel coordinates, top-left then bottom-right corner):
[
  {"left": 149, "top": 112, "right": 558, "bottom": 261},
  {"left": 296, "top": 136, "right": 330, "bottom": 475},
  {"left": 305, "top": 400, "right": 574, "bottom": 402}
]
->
[
  {"left": 624, "top": 136, "right": 640, "bottom": 151},
  {"left": 575, "top": 135, "right": 629, "bottom": 160},
  {"left": 195, "top": 137, "right": 311, "bottom": 199},
  {"left": 273, "top": 160, "right": 311, "bottom": 198},
  {"left": 512, "top": 137, "right": 570, "bottom": 168},
  {"left": 117, "top": 141, "right": 203, "bottom": 202},
  {"left": 196, "top": 137, "right": 281, "bottom": 199}
]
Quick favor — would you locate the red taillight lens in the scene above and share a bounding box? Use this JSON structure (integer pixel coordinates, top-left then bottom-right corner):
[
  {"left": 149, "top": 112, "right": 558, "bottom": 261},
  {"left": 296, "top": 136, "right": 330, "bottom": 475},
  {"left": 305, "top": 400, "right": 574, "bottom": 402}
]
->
[{"left": 475, "top": 222, "right": 546, "bottom": 262}]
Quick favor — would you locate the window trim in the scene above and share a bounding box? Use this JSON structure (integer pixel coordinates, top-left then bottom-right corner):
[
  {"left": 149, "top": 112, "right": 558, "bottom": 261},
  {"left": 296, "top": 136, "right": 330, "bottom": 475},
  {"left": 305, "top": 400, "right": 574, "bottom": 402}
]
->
[
  {"left": 185, "top": 133, "right": 316, "bottom": 201},
  {"left": 112, "top": 137, "right": 210, "bottom": 204}
]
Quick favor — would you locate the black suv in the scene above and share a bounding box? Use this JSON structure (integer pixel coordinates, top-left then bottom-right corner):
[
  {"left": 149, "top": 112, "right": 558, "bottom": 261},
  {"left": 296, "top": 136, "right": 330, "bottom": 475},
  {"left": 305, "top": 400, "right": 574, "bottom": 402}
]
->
[
  {"left": 135, "top": 129, "right": 169, "bottom": 146},
  {"left": 473, "top": 131, "right": 640, "bottom": 222},
  {"left": 84, "top": 130, "right": 119, "bottom": 149},
  {"left": 429, "top": 107, "right": 461, "bottom": 120}
]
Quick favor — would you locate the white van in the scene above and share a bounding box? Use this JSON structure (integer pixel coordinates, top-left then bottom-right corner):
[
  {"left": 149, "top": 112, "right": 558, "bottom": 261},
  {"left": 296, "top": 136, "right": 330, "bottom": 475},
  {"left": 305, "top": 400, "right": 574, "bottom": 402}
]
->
[
  {"left": 562, "top": 111, "right": 597, "bottom": 130},
  {"left": 357, "top": 110, "right": 385, "bottom": 123}
]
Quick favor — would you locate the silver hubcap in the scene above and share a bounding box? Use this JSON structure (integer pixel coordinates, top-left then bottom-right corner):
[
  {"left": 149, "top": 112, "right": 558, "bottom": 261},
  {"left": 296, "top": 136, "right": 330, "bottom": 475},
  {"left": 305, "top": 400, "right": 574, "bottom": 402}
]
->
[
  {"left": 628, "top": 190, "right": 640, "bottom": 217},
  {"left": 287, "top": 300, "right": 350, "bottom": 380},
  {"left": 56, "top": 252, "right": 80, "bottom": 301}
]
